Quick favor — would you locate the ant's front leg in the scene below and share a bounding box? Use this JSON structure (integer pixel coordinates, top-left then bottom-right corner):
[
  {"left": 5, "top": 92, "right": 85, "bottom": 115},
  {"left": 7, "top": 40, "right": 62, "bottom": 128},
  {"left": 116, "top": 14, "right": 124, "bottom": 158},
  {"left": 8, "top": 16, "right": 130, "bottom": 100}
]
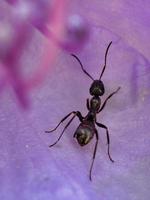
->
[
  {"left": 98, "top": 87, "right": 120, "bottom": 113},
  {"left": 46, "top": 111, "right": 83, "bottom": 147},
  {"left": 95, "top": 122, "right": 114, "bottom": 162}
]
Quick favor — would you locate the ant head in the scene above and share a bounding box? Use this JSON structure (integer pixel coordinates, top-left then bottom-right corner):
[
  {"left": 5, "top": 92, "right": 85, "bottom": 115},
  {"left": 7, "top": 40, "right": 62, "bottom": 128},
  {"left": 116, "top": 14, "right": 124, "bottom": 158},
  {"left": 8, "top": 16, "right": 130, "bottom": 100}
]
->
[
  {"left": 89, "top": 80, "right": 105, "bottom": 96},
  {"left": 71, "top": 42, "right": 112, "bottom": 95}
]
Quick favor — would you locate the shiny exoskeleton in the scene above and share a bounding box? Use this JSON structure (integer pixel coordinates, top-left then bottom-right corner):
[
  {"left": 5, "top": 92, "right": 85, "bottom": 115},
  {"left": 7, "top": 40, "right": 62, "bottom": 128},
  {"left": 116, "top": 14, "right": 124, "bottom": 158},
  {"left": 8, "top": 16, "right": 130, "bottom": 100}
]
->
[{"left": 45, "top": 42, "right": 120, "bottom": 181}]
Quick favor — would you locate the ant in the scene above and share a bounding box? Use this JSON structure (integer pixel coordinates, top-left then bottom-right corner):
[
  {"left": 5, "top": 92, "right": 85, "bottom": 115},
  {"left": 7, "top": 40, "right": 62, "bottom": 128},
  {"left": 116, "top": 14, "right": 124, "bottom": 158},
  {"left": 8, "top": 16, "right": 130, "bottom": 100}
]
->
[{"left": 45, "top": 41, "right": 120, "bottom": 181}]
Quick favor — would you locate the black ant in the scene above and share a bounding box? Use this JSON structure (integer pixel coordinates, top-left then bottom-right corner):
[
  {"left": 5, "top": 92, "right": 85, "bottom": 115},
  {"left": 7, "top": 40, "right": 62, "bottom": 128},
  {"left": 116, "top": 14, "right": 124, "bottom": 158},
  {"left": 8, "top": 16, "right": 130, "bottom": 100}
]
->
[{"left": 45, "top": 41, "right": 120, "bottom": 181}]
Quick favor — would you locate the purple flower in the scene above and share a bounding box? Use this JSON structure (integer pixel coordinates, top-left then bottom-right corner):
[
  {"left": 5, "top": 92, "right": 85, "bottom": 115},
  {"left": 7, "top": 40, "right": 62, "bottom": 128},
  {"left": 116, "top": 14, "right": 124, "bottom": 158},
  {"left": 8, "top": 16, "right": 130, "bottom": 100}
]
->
[{"left": 0, "top": 0, "right": 150, "bottom": 200}]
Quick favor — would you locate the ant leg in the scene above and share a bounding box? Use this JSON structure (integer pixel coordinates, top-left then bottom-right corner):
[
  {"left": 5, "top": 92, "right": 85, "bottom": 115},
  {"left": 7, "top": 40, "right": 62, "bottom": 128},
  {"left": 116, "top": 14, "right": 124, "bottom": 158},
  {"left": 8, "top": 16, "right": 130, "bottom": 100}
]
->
[
  {"left": 96, "top": 122, "right": 114, "bottom": 163},
  {"left": 89, "top": 130, "right": 99, "bottom": 181},
  {"left": 49, "top": 111, "right": 83, "bottom": 147},
  {"left": 45, "top": 111, "right": 82, "bottom": 133},
  {"left": 86, "top": 98, "right": 90, "bottom": 110},
  {"left": 98, "top": 87, "right": 120, "bottom": 113}
]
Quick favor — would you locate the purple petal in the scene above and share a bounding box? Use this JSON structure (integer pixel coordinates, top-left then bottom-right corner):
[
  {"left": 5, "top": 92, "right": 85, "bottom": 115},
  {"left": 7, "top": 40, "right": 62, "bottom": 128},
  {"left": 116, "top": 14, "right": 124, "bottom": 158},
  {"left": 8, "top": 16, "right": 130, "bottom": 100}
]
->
[{"left": 1, "top": 0, "right": 150, "bottom": 200}]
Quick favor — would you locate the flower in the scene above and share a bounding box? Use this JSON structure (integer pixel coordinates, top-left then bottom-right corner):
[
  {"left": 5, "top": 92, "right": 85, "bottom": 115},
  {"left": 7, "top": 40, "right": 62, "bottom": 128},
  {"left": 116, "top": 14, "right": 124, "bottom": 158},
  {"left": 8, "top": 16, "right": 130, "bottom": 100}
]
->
[{"left": 0, "top": 0, "right": 150, "bottom": 200}]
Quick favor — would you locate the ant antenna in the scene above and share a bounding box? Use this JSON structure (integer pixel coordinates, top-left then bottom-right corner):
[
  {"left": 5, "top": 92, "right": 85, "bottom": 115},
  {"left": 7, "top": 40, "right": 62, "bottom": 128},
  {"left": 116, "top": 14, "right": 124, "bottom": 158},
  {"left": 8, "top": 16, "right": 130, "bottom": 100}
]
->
[
  {"left": 71, "top": 54, "right": 94, "bottom": 81},
  {"left": 99, "top": 41, "right": 112, "bottom": 80}
]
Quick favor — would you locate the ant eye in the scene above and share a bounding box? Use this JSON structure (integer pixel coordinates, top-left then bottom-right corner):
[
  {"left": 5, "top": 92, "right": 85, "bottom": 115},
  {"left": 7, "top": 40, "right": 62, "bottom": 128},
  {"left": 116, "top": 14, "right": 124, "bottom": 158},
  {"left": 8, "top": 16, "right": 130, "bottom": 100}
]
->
[{"left": 89, "top": 80, "right": 105, "bottom": 96}]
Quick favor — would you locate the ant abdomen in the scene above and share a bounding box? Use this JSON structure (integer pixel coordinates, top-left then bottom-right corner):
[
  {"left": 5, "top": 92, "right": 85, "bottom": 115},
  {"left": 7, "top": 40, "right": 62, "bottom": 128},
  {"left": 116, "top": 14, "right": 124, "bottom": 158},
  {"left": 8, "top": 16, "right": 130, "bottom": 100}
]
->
[{"left": 74, "top": 124, "right": 94, "bottom": 146}]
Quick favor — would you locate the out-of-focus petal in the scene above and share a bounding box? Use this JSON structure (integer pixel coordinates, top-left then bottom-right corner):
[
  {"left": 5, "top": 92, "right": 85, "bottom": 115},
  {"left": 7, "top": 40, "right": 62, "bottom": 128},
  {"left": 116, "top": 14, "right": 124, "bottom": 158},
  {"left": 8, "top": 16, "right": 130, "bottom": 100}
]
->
[{"left": 48, "top": 14, "right": 90, "bottom": 52}]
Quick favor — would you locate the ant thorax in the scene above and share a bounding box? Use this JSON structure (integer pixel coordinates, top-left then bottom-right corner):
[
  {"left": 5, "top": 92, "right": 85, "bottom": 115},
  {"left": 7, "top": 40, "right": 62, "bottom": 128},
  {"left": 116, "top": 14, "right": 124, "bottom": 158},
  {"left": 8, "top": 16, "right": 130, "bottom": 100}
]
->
[{"left": 90, "top": 96, "right": 101, "bottom": 112}]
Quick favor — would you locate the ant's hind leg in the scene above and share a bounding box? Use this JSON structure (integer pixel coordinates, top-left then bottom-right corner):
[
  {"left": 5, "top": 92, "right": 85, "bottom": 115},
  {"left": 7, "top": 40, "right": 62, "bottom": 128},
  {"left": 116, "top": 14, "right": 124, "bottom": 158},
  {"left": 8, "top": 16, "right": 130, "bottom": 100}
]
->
[
  {"left": 45, "top": 111, "right": 77, "bottom": 133},
  {"left": 89, "top": 130, "right": 99, "bottom": 181},
  {"left": 49, "top": 111, "right": 83, "bottom": 147},
  {"left": 96, "top": 122, "right": 114, "bottom": 163}
]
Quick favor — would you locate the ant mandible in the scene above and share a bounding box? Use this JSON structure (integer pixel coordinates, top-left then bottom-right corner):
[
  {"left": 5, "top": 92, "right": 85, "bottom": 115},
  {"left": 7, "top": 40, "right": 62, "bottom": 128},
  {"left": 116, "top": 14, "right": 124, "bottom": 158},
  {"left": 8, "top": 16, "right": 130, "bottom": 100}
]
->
[{"left": 45, "top": 41, "right": 120, "bottom": 181}]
